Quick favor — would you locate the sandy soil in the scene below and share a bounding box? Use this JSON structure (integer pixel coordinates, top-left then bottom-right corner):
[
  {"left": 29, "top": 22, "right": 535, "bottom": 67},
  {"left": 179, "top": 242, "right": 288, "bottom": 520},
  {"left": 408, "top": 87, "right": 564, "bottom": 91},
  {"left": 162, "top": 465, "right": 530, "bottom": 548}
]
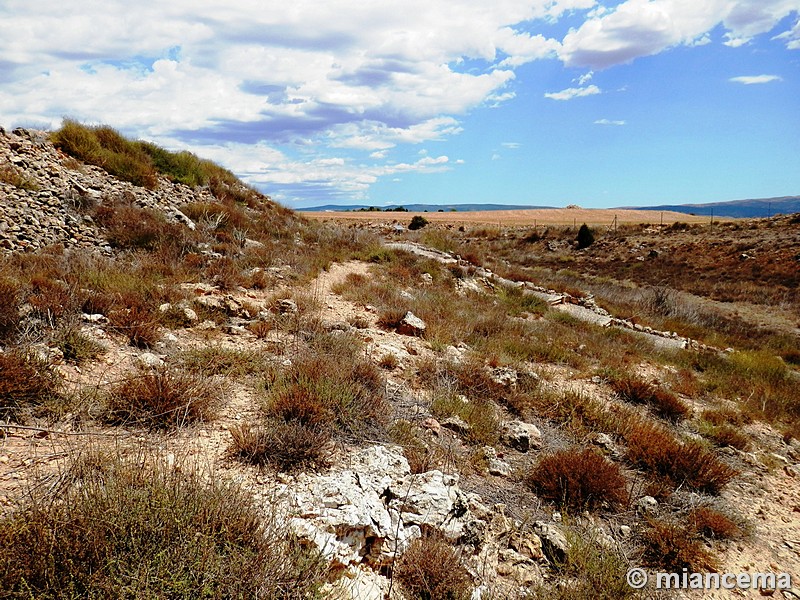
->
[{"left": 302, "top": 208, "right": 725, "bottom": 227}]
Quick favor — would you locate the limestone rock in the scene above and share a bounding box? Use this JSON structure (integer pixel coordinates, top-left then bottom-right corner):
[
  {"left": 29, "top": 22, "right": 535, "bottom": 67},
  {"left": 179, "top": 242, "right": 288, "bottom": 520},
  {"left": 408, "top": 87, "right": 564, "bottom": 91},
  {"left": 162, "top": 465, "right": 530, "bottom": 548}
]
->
[
  {"left": 286, "top": 445, "right": 483, "bottom": 569},
  {"left": 442, "top": 415, "right": 471, "bottom": 435},
  {"left": 397, "top": 311, "right": 426, "bottom": 336},
  {"left": 501, "top": 421, "right": 542, "bottom": 453},
  {"left": 533, "top": 521, "right": 568, "bottom": 563}
]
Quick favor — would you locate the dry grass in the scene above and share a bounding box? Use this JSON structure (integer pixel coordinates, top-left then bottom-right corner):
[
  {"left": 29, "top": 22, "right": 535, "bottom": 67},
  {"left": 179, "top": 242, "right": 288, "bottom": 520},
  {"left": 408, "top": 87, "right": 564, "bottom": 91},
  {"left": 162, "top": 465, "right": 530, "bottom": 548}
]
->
[
  {"left": 623, "top": 419, "right": 737, "bottom": 494},
  {"left": 261, "top": 333, "right": 389, "bottom": 441},
  {"left": 0, "top": 351, "right": 62, "bottom": 423},
  {"left": 688, "top": 506, "right": 742, "bottom": 540},
  {"left": 228, "top": 421, "right": 332, "bottom": 472},
  {"left": 393, "top": 532, "right": 472, "bottom": 600},
  {"left": 103, "top": 366, "right": 221, "bottom": 429},
  {"left": 641, "top": 518, "right": 718, "bottom": 572},
  {"left": 528, "top": 525, "right": 641, "bottom": 600},
  {"left": 527, "top": 448, "right": 628, "bottom": 511},
  {"left": 0, "top": 450, "right": 326, "bottom": 598},
  {"left": 0, "top": 277, "right": 21, "bottom": 344},
  {"left": 0, "top": 163, "right": 39, "bottom": 191},
  {"left": 607, "top": 373, "right": 690, "bottom": 423}
]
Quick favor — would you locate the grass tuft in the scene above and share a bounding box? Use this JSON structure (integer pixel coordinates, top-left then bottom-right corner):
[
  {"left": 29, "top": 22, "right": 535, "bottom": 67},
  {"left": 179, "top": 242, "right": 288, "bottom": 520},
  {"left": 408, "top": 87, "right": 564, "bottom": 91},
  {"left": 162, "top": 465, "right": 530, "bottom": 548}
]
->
[
  {"left": 394, "top": 531, "right": 472, "bottom": 600},
  {"left": 0, "top": 351, "right": 61, "bottom": 423},
  {"left": 624, "top": 419, "right": 737, "bottom": 494},
  {"left": 104, "top": 366, "right": 221, "bottom": 429},
  {"left": 228, "top": 421, "right": 332, "bottom": 472}
]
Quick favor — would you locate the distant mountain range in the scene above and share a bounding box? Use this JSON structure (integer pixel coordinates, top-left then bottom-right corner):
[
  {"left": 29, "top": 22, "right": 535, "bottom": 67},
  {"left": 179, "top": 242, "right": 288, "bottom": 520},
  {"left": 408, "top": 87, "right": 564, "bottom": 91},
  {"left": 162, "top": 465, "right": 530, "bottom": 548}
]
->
[
  {"left": 299, "top": 196, "right": 800, "bottom": 218},
  {"left": 626, "top": 196, "right": 800, "bottom": 218}
]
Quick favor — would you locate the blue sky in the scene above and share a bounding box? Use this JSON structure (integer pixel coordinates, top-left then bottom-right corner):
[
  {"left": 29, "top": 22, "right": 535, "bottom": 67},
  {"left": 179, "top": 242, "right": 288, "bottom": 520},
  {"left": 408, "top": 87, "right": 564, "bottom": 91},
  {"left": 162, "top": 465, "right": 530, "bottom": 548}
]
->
[{"left": 1, "top": 1, "right": 798, "bottom": 209}]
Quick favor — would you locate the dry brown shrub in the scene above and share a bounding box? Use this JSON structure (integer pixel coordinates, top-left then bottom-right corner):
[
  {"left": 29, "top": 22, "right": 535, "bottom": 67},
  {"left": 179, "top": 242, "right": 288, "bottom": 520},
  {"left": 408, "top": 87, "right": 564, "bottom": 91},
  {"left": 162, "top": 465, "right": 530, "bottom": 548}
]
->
[
  {"left": 527, "top": 448, "right": 628, "bottom": 511},
  {"left": 701, "top": 407, "right": 750, "bottom": 427},
  {"left": 689, "top": 506, "right": 741, "bottom": 539},
  {"left": 263, "top": 334, "right": 388, "bottom": 440},
  {"left": 0, "top": 277, "right": 20, "bottom": 343},
  {"left": 108, "top": 303, "right": 161, "bottom": 349},
  {"left": 642, "top": 518, "right": 718, "bottom": 572},
  {"left": 704, "top": 424, "right": 750, "bottom": 451},
  {"left": 228, "top": 421, "right": 332, "bottom": 472},
  {"left": 609, "top": 374, "right": 690, "bottom": 422},
  {"left": 394, "top": 532, "right": 472, "bottom": 600},
  {"left": 624, "top": 420, "right": 737, "bottom": 494},
  {"left": 0, "top": 351, "right": 61, "bottom": 422},
  {"left": 104, "top": 366, "right": 220, "bottom": 428}
]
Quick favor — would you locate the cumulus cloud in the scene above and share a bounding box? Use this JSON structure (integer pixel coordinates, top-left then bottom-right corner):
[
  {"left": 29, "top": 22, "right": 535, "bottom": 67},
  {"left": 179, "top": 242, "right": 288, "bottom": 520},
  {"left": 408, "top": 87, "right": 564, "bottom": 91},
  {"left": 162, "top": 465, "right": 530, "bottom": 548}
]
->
[
  {"left": 594, "top": 118, "right": 626, "bottom": 125},
  {"left": 558, "top": 0, "right": 800, "bottom": 69},
  {"left": 544, "top": 84, "right": 601, "bottom": 100},
  {"left": 729, "top": 74, "right": 783, "bottom": 84},
  {"left": 0, "top": 0, "right": 593, "bottom": 202}
]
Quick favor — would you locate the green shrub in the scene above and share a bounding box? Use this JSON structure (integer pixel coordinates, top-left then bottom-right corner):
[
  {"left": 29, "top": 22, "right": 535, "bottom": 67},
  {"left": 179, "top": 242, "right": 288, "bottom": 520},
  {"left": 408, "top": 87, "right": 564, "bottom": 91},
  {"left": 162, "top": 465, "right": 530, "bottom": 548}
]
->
[{"left": 409, "top": 215, "right": 429, "bottom": 230}]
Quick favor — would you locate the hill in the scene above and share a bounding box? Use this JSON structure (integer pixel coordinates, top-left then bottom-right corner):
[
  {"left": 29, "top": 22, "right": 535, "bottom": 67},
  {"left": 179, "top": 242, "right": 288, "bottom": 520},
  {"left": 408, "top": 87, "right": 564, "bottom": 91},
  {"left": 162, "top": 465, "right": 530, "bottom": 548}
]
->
[{"left": 629, "top": 195, "right": 800, "bottom": 218}]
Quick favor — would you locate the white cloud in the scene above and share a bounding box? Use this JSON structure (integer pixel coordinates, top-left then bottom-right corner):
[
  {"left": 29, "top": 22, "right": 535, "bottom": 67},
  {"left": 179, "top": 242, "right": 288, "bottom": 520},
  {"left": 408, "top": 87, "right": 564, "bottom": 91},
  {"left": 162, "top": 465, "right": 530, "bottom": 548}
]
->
[
  {"left": 576, "top": 70, "right": 595, "bottom": 85},
  {"left": 558, "top": 0, "right": 800, "bottom": 69},
  {"left": 594, "top": 118, "right": 626, "bottom": 125},
  {"left": 544, "top": 84, "right": 601, "bottom": 100},
  {"left": 772, "top": 16, "right": 800, "bottom": 48},
  {"left": 729, "top": 74, "right": 783, "bottom": 84},
  {"left": 0, "top": 0, "right": 592, "bottom": 202},
  {"left": 501, "top": 142, "right": 522, "bottom": 149}
]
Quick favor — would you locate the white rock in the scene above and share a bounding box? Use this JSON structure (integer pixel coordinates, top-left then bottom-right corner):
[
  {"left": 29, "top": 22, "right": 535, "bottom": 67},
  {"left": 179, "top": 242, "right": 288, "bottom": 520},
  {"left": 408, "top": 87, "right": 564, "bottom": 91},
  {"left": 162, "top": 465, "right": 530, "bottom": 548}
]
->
[
  {"left": 397, "top": 311, "right": 426, "bottom": 336},
  {"left": 501, "top": 421, "right": 542, "bottom": 452}
]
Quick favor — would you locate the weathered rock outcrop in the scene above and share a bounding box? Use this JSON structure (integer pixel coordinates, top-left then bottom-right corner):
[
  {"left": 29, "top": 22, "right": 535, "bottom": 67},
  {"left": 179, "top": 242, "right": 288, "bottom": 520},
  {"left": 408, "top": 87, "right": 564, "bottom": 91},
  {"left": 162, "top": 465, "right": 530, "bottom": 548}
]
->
[
  {"left": 286, "top": 445, "right": 484, "bottom": 568},
  {"left": 0, "top": 127, "right": 239, "bottom": 253}
]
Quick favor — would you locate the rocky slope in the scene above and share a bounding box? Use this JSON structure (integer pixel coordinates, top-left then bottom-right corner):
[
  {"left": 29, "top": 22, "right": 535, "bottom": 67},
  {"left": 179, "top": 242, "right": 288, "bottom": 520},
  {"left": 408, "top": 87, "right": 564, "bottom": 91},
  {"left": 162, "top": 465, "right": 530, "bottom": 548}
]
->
[{"left": 0, "top": 126, "right": 236, "bottom": 253}]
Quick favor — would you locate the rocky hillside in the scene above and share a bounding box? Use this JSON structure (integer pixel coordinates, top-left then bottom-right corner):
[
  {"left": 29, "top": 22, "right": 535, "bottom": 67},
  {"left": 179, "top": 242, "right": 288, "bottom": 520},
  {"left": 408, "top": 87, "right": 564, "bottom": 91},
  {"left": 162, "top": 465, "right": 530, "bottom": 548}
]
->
[
  {"left": 0, "top": 126, "right": 240, "bottom": 252},
  {"left": 2, "top": 125, "right": 800, "bottom": 600}
]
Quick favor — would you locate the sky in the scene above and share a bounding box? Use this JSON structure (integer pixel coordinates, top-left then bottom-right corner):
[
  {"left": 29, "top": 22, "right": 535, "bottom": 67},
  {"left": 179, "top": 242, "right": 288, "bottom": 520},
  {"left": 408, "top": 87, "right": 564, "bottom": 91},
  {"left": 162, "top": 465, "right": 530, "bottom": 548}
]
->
[{"left": 1, "top": 1, "right": 798, "bottom": 209}]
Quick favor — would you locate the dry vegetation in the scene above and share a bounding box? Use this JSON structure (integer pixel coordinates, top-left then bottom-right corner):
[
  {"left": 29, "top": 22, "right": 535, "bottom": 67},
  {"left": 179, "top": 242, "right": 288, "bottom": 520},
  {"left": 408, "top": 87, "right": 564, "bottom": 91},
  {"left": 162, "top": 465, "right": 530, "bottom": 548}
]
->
[{"left": 2, "top": 123, "right": 800, "bottom": 599}]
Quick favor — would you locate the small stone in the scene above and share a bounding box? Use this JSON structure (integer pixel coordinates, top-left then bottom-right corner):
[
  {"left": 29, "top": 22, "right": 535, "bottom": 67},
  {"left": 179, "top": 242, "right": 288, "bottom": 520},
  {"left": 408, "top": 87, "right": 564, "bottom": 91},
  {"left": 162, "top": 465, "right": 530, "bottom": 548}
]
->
[
  {"left": 137, "top": 352, "right": 164, "bottom": 368},
  {"left": 422, "top": 417, "right": 441, "bottom": 435},
  {"left": 619, "top": 525, "right": 632, "bottom": 537},
  {"left": 636, "top": 496, "right": 658, "bottom": 515},
  {"left": 441, "top": 415, "right": 470, "bottom": 435},
  {"left": 278, "top": 298, "right": 298, "bottom": 314},
  {"left": 501, "top": 420, "right": 542, "bottom": 453},
  {"left": 488, "top": 458, "right": 512, "bottom": 478},
  {"left": 396, "top": 311, "right": 426, "bottom": 336}
]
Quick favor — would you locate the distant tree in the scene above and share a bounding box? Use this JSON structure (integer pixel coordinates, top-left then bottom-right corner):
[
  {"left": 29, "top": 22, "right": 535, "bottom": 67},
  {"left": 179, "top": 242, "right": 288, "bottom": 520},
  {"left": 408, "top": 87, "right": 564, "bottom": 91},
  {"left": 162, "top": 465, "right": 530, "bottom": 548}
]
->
[
  {"left": 408, "top": 215, "right": 429, "bottom": 230},
  {"left": 576, "top": 223, "right": 594, "bottom": 249}
]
